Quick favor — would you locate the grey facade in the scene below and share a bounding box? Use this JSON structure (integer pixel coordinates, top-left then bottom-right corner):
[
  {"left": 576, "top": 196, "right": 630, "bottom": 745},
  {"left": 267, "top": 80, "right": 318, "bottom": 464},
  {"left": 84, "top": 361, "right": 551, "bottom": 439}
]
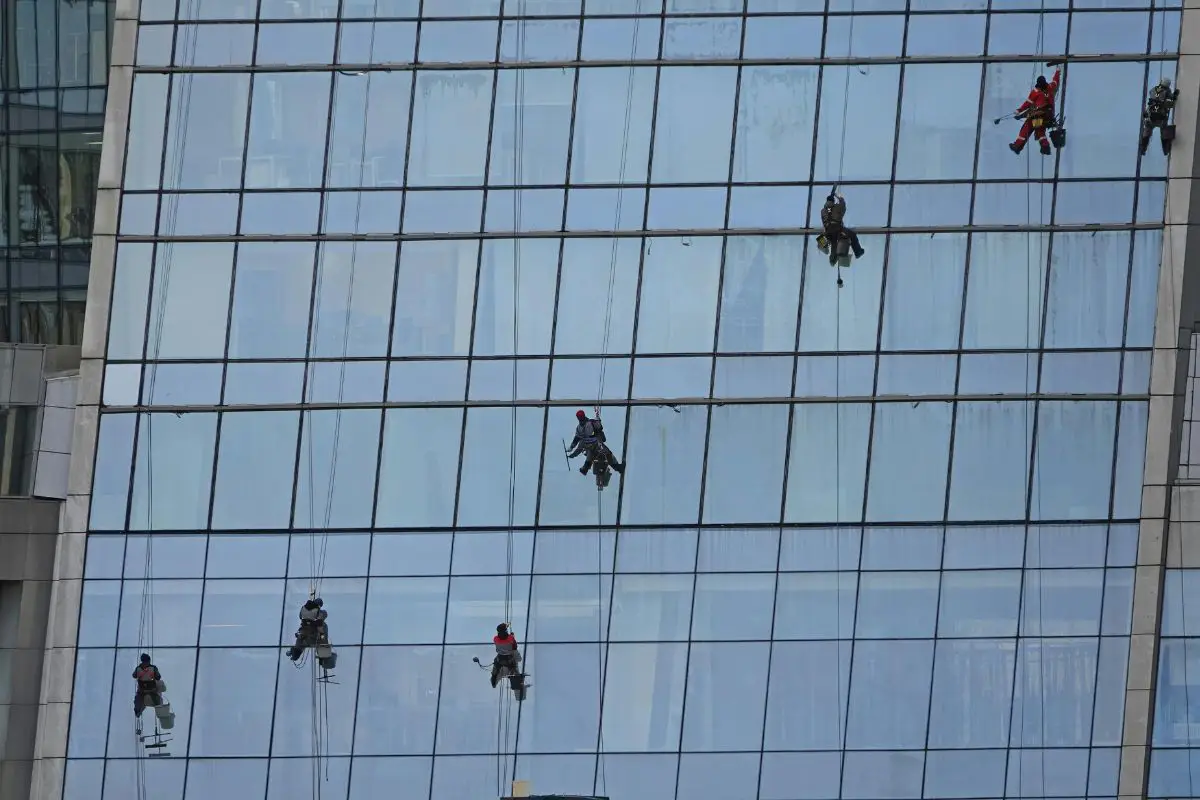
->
[{"left": 26, "top": 1, "right": 1200, "bottom": 799}]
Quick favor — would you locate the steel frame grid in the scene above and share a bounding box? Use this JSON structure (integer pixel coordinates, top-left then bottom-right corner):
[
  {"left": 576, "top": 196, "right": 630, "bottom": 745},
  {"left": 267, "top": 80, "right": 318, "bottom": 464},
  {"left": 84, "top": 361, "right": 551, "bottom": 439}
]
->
[{"left": 66, "top": 0, "right": 1182, "bottom": 798}]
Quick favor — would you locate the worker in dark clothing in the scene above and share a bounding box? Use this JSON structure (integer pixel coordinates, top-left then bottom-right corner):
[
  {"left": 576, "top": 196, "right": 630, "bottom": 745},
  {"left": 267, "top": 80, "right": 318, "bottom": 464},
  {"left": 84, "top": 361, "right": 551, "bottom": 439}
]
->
[
  {"left": 491, "top": 623, "right": 521, "bottom": 688},
  {"left": 816, "top": 192, "right": 865, "bottom": 266},
  {"left": 1011, "top": 62, "right": 1063, "bottom": 156},
  {"left": 133, "top": 654, "right": 163, "bottom": 718},
  {"left": 1141, "top": 77, "right": 1180, "bottom": 156},
  {"left": 568, "top": 409, "right": 624, "bottom": 476},
  {"left": 286, "top": 597, "right": 337, "bottom": 671}
]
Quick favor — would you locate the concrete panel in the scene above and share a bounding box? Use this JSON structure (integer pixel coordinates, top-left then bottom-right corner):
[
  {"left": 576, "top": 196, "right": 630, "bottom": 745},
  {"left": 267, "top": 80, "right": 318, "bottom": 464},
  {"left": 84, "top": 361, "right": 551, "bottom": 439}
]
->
[
  {"left": 30, "top": 757, "right": 64, "bottom": 800},
  {"left": 1183, "top": 7, "right": 1200, "bottom": 55},
  {"left": 15, "top": 581, "right": 51, "bottom": 651},
  {"left": 42, "top": 581, "right": 80, "bottom": 653},
  {"left": 97, "top": 65, "right": 132, "bottom": 191},
  {"left": 1122, "top": 689, "right": 1152, "bottom": 746},
  {"left": 65, "top": 404, "right": 98, "bottom": 500},
  {"left": 1127, "top": 633, "right": 1158, "bottom": 692},
  {"left": 1, "top": 759, "right": 33, "bottom": 800},
  {"left": 80, "top": 236, "right": 115, "bottom": 361},
  {"left": 110, "top": 20, "right": 137, "bottom": 68},
  {"left": 31, "top": 700, "right": 69, "bottom": 760},
  {"left": 115, "top": 0, "right": 140, "bottom": 20},
  {"left": 50, "top": 535, "right": 85, "bottom": 591},
  {"left": 9, "top": 647, "right": 48, "bottom": 705},
  {"left": 36, "top": 648, "right": 74, "bottom": 707},
  {"left": 1132, "top": 565, "right": 1163, "bottom": 636},
  {"left": 0, "top": 536, "right": 30, "bottom": 582},
  {"left": 91, "top": 188, "right": 121, "bottom": 241},
  {"left": 1118, "top": 744, "right": 1148, "bottom": 796},
  {"left": 1145, "top": 395, "right": 1180, "bottom": 488},
  {"left": 1143, "top": 484, "right": 1168, "bottom": 520},
  {"left": 5, "top": 703, "right": 39, "bottom": 760}
]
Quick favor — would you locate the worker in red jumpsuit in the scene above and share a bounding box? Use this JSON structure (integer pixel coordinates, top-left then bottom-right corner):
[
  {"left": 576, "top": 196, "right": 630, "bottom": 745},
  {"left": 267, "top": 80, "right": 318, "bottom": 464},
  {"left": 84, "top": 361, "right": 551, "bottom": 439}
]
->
[
  {"left": 491, "top": 623, "right": 520, "bottom": 688},
  {"left": 1010, "top": 62, "right": 1063, "bottom": 156}
]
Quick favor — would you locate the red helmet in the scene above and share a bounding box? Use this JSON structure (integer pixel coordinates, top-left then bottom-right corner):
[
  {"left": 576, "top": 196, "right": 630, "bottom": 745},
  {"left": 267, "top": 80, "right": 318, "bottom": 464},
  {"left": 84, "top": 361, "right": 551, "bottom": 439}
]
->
[{"left": 576, "top": 410, "right": 587, "bottom": 420}]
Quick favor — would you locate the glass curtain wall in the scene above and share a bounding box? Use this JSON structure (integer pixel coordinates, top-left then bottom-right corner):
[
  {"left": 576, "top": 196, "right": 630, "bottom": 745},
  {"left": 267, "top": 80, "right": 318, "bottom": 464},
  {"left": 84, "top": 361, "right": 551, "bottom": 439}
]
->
[
  {"left": 1, "top": 0, "right": 112, "bottom": 344},
  {"left": 66, "top": 1, "right": 1181, "bottom": 799}
]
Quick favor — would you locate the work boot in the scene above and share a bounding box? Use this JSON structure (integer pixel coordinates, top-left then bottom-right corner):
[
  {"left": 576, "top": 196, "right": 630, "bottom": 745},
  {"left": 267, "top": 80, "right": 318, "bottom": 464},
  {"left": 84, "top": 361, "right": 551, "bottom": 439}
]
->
[
  {"left": 1039, "top": 141, "right": 1052, "bottom": 155},
  {"left": 612, "top": 461, "right": 625, "bottom": 474},
  {"left": 852, "top": 245, "right": 865, "bottom": 259},
  {"left": 579, "top": 465, "right": 589, "bottom": 475},
  {"left": 1009, "top": 141, "right": 1024, "bottom": 154}
]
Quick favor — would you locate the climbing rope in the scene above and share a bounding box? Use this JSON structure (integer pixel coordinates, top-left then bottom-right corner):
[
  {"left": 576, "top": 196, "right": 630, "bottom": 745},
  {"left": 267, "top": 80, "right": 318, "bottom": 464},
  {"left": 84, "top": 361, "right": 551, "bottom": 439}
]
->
[
  {"left": 128, "top": 5, "right": 202, "bottom": 796},
  {"left": 1014, "top": 6, "right": 1051, "bottom": 799},
  {"left": 298, "top": 6, "right": 382, "bottom": 797},
  {"left": 496, "top": 5, "right": 529, "bottom": 794},
  {"left": 587, "top": 11, "right": 643, "bottom": 798}
]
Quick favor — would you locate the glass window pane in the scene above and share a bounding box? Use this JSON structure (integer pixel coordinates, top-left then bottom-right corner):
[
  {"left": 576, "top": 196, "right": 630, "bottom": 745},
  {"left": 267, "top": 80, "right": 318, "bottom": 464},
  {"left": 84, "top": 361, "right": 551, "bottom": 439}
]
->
[
  {"left": 199, "top": 579, "right": 283, "bottom": 646},
  {"left": 733, "top": 67, "right": 817, "bottom": 182},
  {"left": 125, "top": 74, "right": 168, "bottom": 189},
  {"left": 444, "top": 575, "right": 530, "bottom": 645},
  {"left": 310, "top": 243, "right": 396, "bottom": 359},
  {"left": 117, "top": 579, "right": 203, "bottom": 648},
  {"left": 867, "top": 402, "right": 953, "bottom": 522},
  {"left": 538, "top": 406, "right": 625, "bottom": 526},
  {"left": 703, "top": 404, "right": 789, "bottom": 524},
  {"left": 377, "top": 408, "right": 463, "bottom": 528},
  {"left": 474, "top": 239, "right": 558, "bottom": 356},
  {"left": 798, "top": 236, "right": 885, "bottom": 351},
  {"left": 516, "top": 644, "right": 602, "bottom": 753},
  {"left": 636, "top": 236, "right": 720, "bottom": 354},
  {"left": 571, "top": 67, "right": 655, "bottom": 184},
  {"left": 880, "top": 234, "right": 967, "bottom": 350},
  {"left": 228, "top": 242, "right": 316, "bottom": 359},
  {"left": 293, "top": 409, "right": 382, "bottom": 529},
  {"left": 408, "top": 71, "right": 493, "bottom": 187},
  {"left": 490, "top": 69, "right": 573, "bottom": 185},
  {"left": 1011, "top": 638, "right": 1098, "bottom": 747},
  {"left": 609, "top": 574, "right": 693, "bottom": 641},
  {"left": 90, "top": 413, "right": 135, "bottom": 529},
  {"left": 1020, "top": 569, "right": 1105, "bottom": 637},
  {"left": 962, "top": 232, "right": 1048, "bottom": 350},
  {"left": 692, "top": 573, "right": 775, "bottom": 640},
  {"left": 391, "top": 241, "right": 479, "bottom": 358},
  {"left": 652, "top": 67, "right": 736, "bottom": 183},
  {"left": 129, "top": 413, "right": 217, "bottom": 530},
  {"left": 949, "top": 402, "right": 1034, "bottom": 522},
  {"left": 846, "top": 640, "right": 934, "bottom": 749},
  {"left": 1045, "top": 231, "right": 1130, "bottom": 348},
  {"left": 244, "top": 72, "right": 329, "bottom": 188},
  {"left": 928, "top": 638, "right": 1015, "bottom": 748},
  {"left": 895, "top": 64, "right": 980, "bottom": 180},
  {"left": 355, "top": 646, "right": 441, "bottom": 756},
  {"left": 271, "top": 649, "right": 359, "bottom": 757},
  {"left": 621, "top": 406, "right": 705, "bottom": 525},
  {"left": 162, "top": 73, "right": 250, "bottom": 190},
  {"left": 554, "top": 238, "right": 639, "bottom": 356},
  {"left": 855, "top": 571, "right": 939, "bottom": 638},
  {"left": 1032, "top": 401, "right": 1117, "bottom": 520},
  {"left": 786, "top": 404, "right": 870, "bottom": 524},
  {"left": 67, "top": 648, "right": 114, "bottom": 757},
  {"left": 190, "top": 648, "right": 277, "bottom": 756},
  {"left": 600, "top": 643, "right": 687, "bottom": 751},
  {"left": 211, "top": 411, "right": 300, "bottom": 530},
  {"left": 939, "top": 570, "right": 1022, "bottom": 639},
  {"left": 764, "top": 640, "right": 850, "bottom": 750},
  {"left": 773, "top": 572, "right": 857, "bottom": 640},
  {"left": 144, "top": 242, "right": 233, "bottom": 360},
  {"left": 528, "top": 575, "right": 608, "bottom": 642},
  {"left": 718, "top": 236, "right": 802, "bottom": 352},
  {"left": 815, "top": 65, "right": 900, "bottom": 182},
  {"left": 364, "top": 578, "right": 448, "bottom": 645}
]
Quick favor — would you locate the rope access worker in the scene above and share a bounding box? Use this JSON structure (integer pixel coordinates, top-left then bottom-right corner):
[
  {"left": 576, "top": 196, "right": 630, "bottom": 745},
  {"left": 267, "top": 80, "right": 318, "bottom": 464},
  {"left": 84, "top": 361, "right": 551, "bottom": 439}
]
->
[
  {"left": 1010, "top": 62, "right": 1063, "bottom": 156},
  {"left": 286, "top": 597, "right": 337, "bottom": 670},
  {"left": 491, "top": 623, "right": 521, "bottom": 688},
  {"left": 1140, "top": 77, "right": 1180, "bottom": 156},
  {"left": 133, "top": 653, "right": 164, "bottom": 720},
  {"left": 816, "top": 191, "right": 865, "bottom": 266},
  {"left": 567, "top": 409, "right": 625, "bottom": 476}
]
